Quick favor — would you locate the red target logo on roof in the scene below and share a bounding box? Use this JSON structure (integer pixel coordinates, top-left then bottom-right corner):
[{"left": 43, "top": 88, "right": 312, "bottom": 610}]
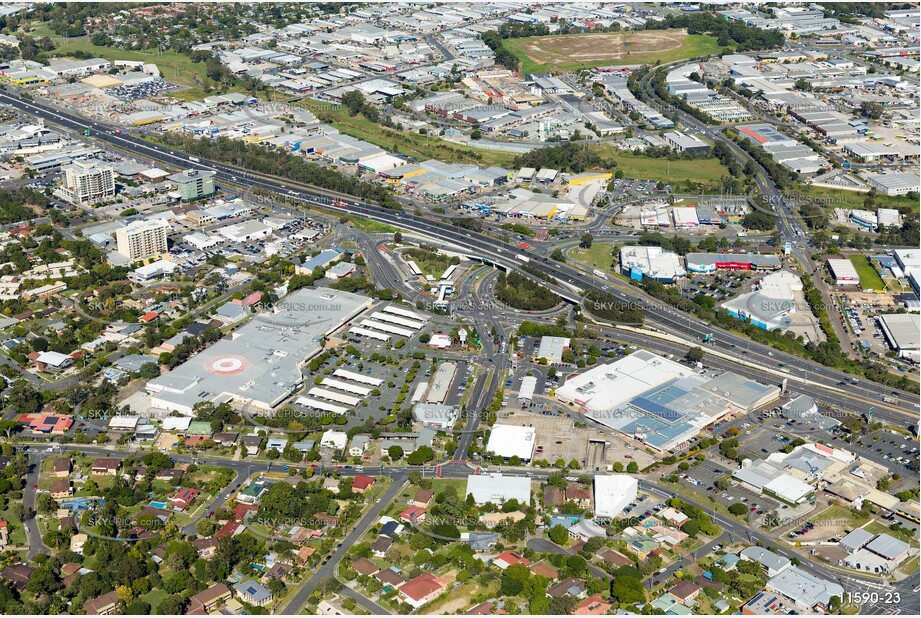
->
[{"left": 206, "top": 355, "right": 250, "bottom": 375}]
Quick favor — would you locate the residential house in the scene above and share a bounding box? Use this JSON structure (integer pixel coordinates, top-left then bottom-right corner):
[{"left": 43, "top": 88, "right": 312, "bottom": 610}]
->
[
  {"left": 51, "top": 458, "right": 71, "bottom": 477},
  {"left": 493, "top": 550, "right": 531, "bottom": 570},
  {"left": 91, "top": 458, "right": 121, "bottom": 475},
  {"left": 398, "top": 572, "right": 447, "bottom": 610},
  {"left": 352, "top": 557, "right": 380, "bottom": 577},
  {"left": 400, "top": 505, "right": 426, "bottom": 524},
  {"left": 191, "top": 537, "right": 219, "bottom": 559},
  {"left": 351, "top": 475, "right": 376, "bottom": 494},
  {"left": 233, "top": 579, "right": 274, "bottom": 607},
  {"left": 548, "top": 578, "right": 587, "bottom": 599},
  {"left": 669, "top": 580, "right": 702, "bottom": 605},
  {"left": 50, "top": 479, "right": 72, "bottom": 499},
  {"left": 573, "top": 594, "right": 613, "bottom": 615},
  {"left": 413, "top": 489, "right": 434, "bottom": 509},
  {"left": 170, "top": 487, "right": 200, "bottom": 510},
  {"left": 83, "top": 591, "right": 120, "bottom": 615},
  {"left": 371, "top": 535, "right": 393, "bottom": 557},
  {"left": 186, "top": 583, "right": 231, "bottom": 615}
]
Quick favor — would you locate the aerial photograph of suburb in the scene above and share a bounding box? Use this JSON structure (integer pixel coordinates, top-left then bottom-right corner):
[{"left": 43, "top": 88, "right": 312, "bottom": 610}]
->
[{"left": 0, "top": 1, "right": 916, "bottom": 616}]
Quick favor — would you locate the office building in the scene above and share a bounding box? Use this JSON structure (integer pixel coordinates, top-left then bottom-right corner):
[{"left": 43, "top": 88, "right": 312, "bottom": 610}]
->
[{"left": 169, "top": 169, "right": 217, "bottom": 201}]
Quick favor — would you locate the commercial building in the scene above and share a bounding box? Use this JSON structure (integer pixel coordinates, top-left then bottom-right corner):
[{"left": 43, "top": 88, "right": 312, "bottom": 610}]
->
[
  {"left": 878, "top": 313, "right": 920, "bottom": 360},
  {"left": 620, "top": 246, "right": 685, "bottom": 282},
  {"left": 425, "top": 362, "right": 456, "bottom": 404},
  {"left": 169, "top": 169, "right": 217, "bottom": 201},
  {"left": 536, "top": 336, "right": 570, "bottom": 365},
  {"left": 765, "top": 566, "right": 844, "bottom": 612},
  {"left": 721, "top": 270, "right": 803, "bottom": 331},
  {"left": 146, "top": 288, "right": 371, "bottom": 414},
  {"left": 827, "top": 258, "right": 860, "bottom": 286},
  {"left": 593, "top": 475, "right": 638, "bottom": 519},
  {"left": 411, "top": 403, "right": 458, "bottom": 429},
  {"left": 466, "top": 473, "right": 531, "bottom": 506},
  {"left": 57, "top": 161, "right": 116, "bottom": 205},
  {"left": 685, "top": 253, "right": 781, "bottom": 274},
  {"left": 486, "top": 425, "right": 536, "bottom": 461},
  {"left": 115, "top": 219, "right": 170, "bottom": 260},
  {"left": 556, "top": 351, "right": 778, "bottom": 452}
]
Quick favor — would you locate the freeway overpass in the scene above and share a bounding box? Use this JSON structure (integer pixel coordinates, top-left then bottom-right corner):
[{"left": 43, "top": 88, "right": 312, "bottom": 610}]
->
[{"left": 0, "top": 88, "right": 914, "bottom": 425}]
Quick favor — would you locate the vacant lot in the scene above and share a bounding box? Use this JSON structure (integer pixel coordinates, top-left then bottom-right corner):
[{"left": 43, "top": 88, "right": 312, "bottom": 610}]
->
[
  {"left": 505, "top": 30, "right": 723, "bottom": 73},
  {"left": 595, "top": 146, "right": 730, "bottom": 188},
  {"left": 849, "top": 255, "right": 886, "bottom": 292}
]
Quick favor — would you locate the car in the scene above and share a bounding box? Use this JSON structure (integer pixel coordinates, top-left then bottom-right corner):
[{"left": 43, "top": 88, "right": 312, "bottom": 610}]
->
[{"left": 712, "top": 545, "right": 722, "bottom": 551}]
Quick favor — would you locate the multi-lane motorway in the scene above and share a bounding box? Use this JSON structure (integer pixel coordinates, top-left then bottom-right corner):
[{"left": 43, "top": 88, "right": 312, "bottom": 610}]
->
[{"left": 1, "top": 88, "right": 913, "bottom": 427}]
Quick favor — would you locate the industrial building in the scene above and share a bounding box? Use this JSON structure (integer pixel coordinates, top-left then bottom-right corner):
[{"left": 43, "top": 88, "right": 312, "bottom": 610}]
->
[
  {"left": 146, "top": 288, "right": 371, "bottom": 415},
  {"left": 827, "top": 259, "right": 860, "bottom": 286},
  {"left": 866, "top": 172, "right": 920, "bottom": 196},
  {"left": 555, "top": 351, "right": 779, "bottom": 452},
  {"left": 877, "top": 313, "right": 920, "bottom": 360},
  {"left": 663, "top": 131, "right": 710, "bottom": 154}
]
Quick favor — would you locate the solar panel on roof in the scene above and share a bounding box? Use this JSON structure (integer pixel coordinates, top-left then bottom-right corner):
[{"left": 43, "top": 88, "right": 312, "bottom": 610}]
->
[{"left": 630, "top": 396, "right": 683, "bottom": 423}]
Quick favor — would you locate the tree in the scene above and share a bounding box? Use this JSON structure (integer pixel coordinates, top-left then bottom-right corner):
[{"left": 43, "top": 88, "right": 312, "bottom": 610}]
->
[
  {"left": 388, "top": 445, "right": 404, "bottom": 461},
  {"left": 728, "top": 503, "right": 748, "bottom": 516},
  {"left": 686, "top": 347, "right": 705, "bottom": 363},
  {"left": 407, "top": 446, "right": 435, "bottom": 465},
  {"left": 137, "top": 362, "right": 161, "bottom": 379},
  {"left": 626, "top": 461, "right": 638, "bottom": 474},
  {"left": 550, "top": 248, "right": 566, "bottom": 262},
  {"left": 579, "top": 233, "right": 593, "bottom": 249},
  {"left": 393, "top": 231, "right": 402, "bottom": 243},
  {"left": 610, "top": 574, "right": 645, "bottom": 604},
  {"left": 548, "top": 524, "right": 569, "bottom": 545}
]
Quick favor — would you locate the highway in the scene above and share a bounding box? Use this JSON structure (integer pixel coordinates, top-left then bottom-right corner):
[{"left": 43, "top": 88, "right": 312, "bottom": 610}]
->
[{"left": 2, "top": 87, "right": 912, "bottom": 425}]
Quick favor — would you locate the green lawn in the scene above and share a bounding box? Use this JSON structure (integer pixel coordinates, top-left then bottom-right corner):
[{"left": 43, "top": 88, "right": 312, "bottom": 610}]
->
[
  {"left": 141, "top": 588, "right": 169, "bottom": 611},
  {"left": 300, "top": 100, "right": 516, "bottom": 167},
  {"left": 429, "top": 478, "right": 468, "bottom": 496},
  {"left": 505, "top": 30, "right": 725, "bottom": 74},
  {"left": 849, "top": 255, "right": 886, "bottom": 291},
  {"left": 595, "top": 146, "right": 730, "bottom": 187}
]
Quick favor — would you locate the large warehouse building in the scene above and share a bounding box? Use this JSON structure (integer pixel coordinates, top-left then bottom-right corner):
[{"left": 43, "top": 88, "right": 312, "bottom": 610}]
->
[
  {"left": 146, "top": 288, "right": 372, "bottom": 415},
  {"left": 878, "top": 313, "right": 920, "bottom": 361},
  {"left": 555, "top": 351, "right": 779, "bottom": 452}
]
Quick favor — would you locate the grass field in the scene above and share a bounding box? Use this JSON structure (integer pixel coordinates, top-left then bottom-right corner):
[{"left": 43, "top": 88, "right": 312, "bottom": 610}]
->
[
  {"left": 802, "top": 184, "right": 919, "bottom": 214},
  {"left": 813, "top": 504, "right": 869, "bottom": 530},
  {"left": 570, "top": 242, "right": 618, "bottom": 275},
  {"left": 596, "top": 145, "right": 731, "bottom": 187},
  {"left": 849, "top": 255, "right": 886, "bottom": 291},
  {"left": 38, "top": 38, "right": 213, "bottom": 91},
  {"left": 301, "top": 100, "right": 516, "bottom": 167},
  {"left": 504, "top": 30, "right": 724, "bottom": 74}
]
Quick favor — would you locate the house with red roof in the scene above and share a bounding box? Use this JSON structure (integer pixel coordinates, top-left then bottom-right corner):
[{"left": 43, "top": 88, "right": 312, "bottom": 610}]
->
[
  {"left": 18, "top": 413, "right": 74, "bottom": 435},
  {"left": 216, "top": 521, "right": 242, "bottom": 539},
  {"left": 399, "top": 505, "right": 426, "bottom": 524},
  {"left": 351, "top": 474, "right": 376, "bottom": 494},
  {"left": 493, "top": 550, "right": 531, "bottom": 570},
  {"left": 170, "top": 487, "right": 200, "bottom": 510},
  {"left": 398, "top": 572, "right": 446, "bottom": 609},
  {"left": 572, "top": 594, "right": 612, "bottom": 615}
]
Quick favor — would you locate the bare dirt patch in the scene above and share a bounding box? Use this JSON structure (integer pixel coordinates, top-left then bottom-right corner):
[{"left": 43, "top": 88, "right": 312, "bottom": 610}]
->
[{"left": 519, "top": 30, "right": 687, "bottom": 64}]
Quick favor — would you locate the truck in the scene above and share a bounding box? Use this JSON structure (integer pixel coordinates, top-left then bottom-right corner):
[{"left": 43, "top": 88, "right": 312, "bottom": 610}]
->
[
  {"left": 593, "top": 269, "right": 608, "bottom": 280},
  {"left": 83, "top": 129, "right": 90, "bottom": 137},
  {"left": 515, "top": 254, "right": 530, "bottom": 263},
  {"left": 703, "top": 333, "right": 713, "bottom": 343},
  {"left": 188, "top": 156, "right": 200, "bottom": 163},
  {"left": 882, "top": 396, "right": 897, "bottom": 404}
]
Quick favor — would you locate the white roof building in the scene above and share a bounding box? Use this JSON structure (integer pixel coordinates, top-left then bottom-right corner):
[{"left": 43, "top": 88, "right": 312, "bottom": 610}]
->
[
  {"left": 466, "top": 473, "right": 531, "bottom": 506},
  {"left": 486, "top": 425, "right": 536, "bottom": 461},
  {"left": 320, "top": 430, "right": 348, "bottom": 451},
  {"left": 594, "top": 475, "right": 638, "bottom": 519}
]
